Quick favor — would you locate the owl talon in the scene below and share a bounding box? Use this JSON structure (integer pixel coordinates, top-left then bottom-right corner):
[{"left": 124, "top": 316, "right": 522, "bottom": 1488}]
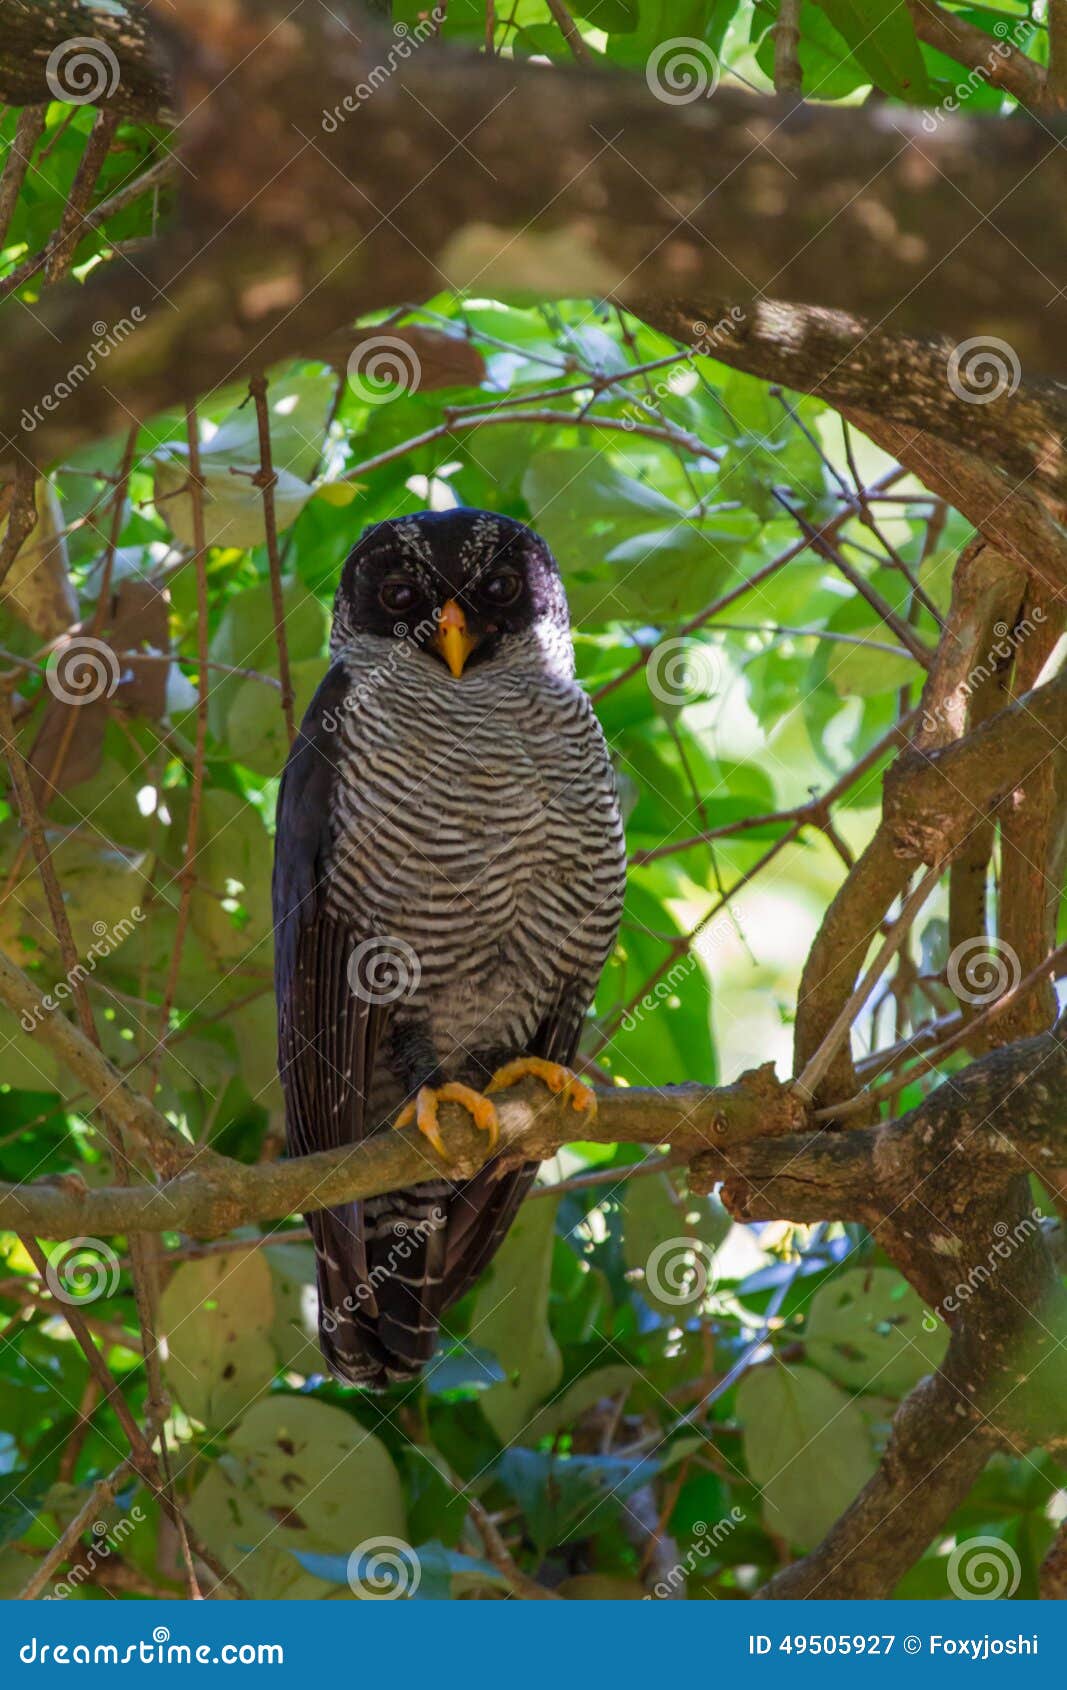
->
[
  {"left": 393, "top": 1083, "right": 499, "bottom": 1163},
  {"left": 487, "top": 1057, "right": 596, "bottom": 1120}
]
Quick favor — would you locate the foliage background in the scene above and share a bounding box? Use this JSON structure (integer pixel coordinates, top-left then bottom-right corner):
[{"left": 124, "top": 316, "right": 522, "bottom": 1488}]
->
[{"left": 0, "top": 0, "right": 1062, "bottom": 1601}]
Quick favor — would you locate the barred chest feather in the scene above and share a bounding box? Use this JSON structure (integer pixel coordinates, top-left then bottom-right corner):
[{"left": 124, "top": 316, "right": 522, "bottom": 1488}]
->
[{"left": 322, "top": 635, "right": 625, "bottom": 1096}]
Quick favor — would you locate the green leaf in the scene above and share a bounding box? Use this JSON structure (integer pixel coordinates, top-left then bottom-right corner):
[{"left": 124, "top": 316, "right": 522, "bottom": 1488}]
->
[
  {"left": 597, "top": 880, "right": 716, "bottom": 1088},
  {"left": 814, "top": 0, "right": 933, "bottom": 102},
  {"left": 805, "top": 1267, "right": 947, "bottom": 1396},
  {"left": 0, "top": 1468, "right": 47, "bottom": 1548},
  {"left": 623, "top": 1171, "right": 722, "bottom": 1319},
  {"left": 264, "top": 1241, "right": 321, "bottom": 1377},
  {"left": 471, "top": 1198, "right": 563, "bottom": 1443},
  {"left": 523, "top": 1364, "right": 637, "bottom": 1441},
  {"left": 828, "top": 635, "right": 918, "bottom": 698},
  {"left": 189, "top": 1397, "right": 407, "bottom": 1598},
  {"left": 290, "top": 1540, "right": 509, "bottom": 1600},
  {"left": 753, "top": 0, "right": 868, "bottom": 99},
  {"left": 206, "top": 577, "right": 327, "bottom": 741},
  {"left": 225, "top": 656, "right": 321, "bottom": 777},
  {"left": 522, "top": 448, "right": 742, "bottom": 623},
  {"left": 496, "top": 1447, "right": 659, "bottom": 1551},
  {"left": 738, "top": 1362, "right": 876, "bottom": 1549},
  {"left": 159, "top": 1247, "right": 278, "bottom": 1428}
]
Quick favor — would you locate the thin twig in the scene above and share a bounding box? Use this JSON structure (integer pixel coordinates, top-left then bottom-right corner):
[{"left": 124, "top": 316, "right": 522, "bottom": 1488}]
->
[
  {"left": 0, "top": 106, "right": 46, "bottom": 253},
  {"left": 2, "top": 149, "right": 173, "bottom": 299},
  {"left": 820, "top": 937, "right": 1067, "bottom": 1121},
  {"left": 794, "top": 865, "right": 943, "bottom": 1106},
  {"left": 249, "top": 374, "right": 295, "bottom": 743},
  {"left": 466, "top": 1495, "right": 561, "bottom": 1598},
  {"left": 0, "top": 694, "right": 98, "bottom": 1043},
  {"left": 592, "top": 469, "right": 906, "bottom": 704},
  {"left": 0, "top": 458, "right": 39, "bottom": 592},
  {"left": 544, "top": 0, "right": 592, "bottom": 62},
  {"left": 773, "top": 0, "right": 802, "bottom": 95},
  {"left": 152, "top": 404, "right": 209, "bottom": 1084},
  {"left": 631, "top": 714, "right": 913, "bottom": 865},
  {"left": 43, "top": 110, "right": 121, "bottom": 288},
  {"left": 17, "top": 1460, "right": 132, "bottom": 1600}
]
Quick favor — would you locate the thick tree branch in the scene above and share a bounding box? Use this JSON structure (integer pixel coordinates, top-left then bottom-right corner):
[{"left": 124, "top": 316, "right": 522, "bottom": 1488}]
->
[
  {"left": 642, "top": 301, "right": 1067, "bottom": 566},
  {"left": 885, "top": 669, "right": 1067, "bottom": 864},
  {"left": 908, "top": 1, "right": 1046, "bottom": 108},
  {"left": 758, "top": 1379, "right": 995, "bottom": 1598},
  {"left": 4, "top": 5, "right": 1067, "bottom": 462},
  {"left": 0, "top": 0, "right": 173, "bottom": 119},
  {"left": 0, "top": 1063, "right": 804, "bottom": 1237}
]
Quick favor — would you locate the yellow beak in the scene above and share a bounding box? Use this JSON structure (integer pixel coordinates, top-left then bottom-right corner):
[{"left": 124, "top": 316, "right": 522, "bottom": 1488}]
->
[{"left": 434, "top": 599, "right": 477, "bottom": 678}]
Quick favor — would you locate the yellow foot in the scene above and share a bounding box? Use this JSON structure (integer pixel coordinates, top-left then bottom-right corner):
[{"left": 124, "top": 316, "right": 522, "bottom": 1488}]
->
[
  {"left": 487, "top": 1057, "right": 597, "bottom": 1120},
  {"left": 393, "top": 1083, "right": 499, "bottom": 1162}
]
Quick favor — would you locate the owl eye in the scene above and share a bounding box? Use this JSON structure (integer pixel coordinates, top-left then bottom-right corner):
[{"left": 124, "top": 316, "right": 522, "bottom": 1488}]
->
[
  {"left": 379, "top": 577, "right": 419, "bottom": 614},
  {"left": 482, "top": 569, "right": 523, "bottom": 607}
]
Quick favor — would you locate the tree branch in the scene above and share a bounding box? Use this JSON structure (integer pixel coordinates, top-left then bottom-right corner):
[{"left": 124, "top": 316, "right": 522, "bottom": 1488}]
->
[{"left": 4, "top": 6, "right": 1067, "bottom": 461}]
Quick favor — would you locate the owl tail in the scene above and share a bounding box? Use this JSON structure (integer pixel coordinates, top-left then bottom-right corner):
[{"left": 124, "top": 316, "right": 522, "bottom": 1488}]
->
[{"left": 309, "top": 1188, "right": 450, "bottom": 1389}]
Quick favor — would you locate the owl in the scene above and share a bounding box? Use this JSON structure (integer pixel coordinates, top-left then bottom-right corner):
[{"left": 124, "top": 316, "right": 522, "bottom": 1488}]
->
[{"left": 272, "top": 509, "right": 625, "bottom": 1388}]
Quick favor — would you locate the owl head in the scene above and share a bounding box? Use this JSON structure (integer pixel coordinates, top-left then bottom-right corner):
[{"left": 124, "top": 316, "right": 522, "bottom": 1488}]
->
[{"left": 330, "top": 509, "right": 574, "bottom": 678}]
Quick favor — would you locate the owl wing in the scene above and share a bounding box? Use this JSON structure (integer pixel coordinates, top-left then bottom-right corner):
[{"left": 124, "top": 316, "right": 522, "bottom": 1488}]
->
[
  {"left": 272, "top": 660, "right": 380, "bottom": 1163},
  {"left": 273, "top": 662, "right": 392, "bottom": 1375}
]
